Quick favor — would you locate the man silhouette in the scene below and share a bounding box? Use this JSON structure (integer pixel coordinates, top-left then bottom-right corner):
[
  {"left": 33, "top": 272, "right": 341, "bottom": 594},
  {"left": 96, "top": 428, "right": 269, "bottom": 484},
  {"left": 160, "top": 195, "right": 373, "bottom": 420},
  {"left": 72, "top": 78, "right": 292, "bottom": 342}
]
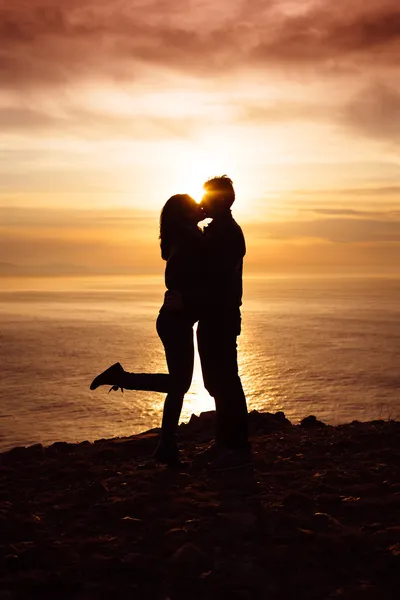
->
[{"left": 197, "top": 176, "right": 250, "bottom": 468}]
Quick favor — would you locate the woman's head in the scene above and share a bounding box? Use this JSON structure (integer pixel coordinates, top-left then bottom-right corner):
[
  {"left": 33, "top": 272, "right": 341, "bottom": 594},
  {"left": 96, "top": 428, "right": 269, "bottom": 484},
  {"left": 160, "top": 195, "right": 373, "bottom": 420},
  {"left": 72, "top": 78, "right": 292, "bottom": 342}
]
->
[{"left": 159, "top": 194, "right": 203, "bottom": 260}]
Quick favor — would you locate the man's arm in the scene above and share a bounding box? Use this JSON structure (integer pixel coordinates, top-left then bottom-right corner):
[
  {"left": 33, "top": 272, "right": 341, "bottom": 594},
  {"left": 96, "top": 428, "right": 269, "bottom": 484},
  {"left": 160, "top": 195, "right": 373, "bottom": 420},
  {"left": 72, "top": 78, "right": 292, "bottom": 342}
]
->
[{"left": 206, "top": 221, "right": 245, "bottom": 270}]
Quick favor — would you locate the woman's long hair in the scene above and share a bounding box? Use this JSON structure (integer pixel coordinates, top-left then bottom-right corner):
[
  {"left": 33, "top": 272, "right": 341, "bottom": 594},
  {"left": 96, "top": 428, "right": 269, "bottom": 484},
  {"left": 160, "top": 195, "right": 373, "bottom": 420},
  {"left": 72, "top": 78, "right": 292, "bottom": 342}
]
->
[{"left": 159, "top": 194, "right": 196, "bottom": 260}]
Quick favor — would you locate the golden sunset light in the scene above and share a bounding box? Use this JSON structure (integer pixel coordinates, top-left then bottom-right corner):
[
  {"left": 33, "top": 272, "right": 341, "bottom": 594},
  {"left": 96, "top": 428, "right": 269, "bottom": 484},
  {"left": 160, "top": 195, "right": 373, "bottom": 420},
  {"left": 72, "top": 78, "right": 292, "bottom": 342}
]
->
[
  {"left": 1, "top": 4, "right": 400, "bottom": 595},
  {"left": 0, "top": 0, "right": 399, "bottom": 276}
]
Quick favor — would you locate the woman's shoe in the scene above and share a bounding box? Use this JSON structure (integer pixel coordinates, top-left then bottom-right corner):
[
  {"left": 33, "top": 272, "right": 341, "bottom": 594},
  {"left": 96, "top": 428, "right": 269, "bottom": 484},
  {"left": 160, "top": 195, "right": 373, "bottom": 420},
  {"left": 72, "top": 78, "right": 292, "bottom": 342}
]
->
[
  {"left": 153, "top": 437, "right": 181, "bottom": 467},
  {"left": 90, "top": 362, "right": 124, "bottom": 391}
]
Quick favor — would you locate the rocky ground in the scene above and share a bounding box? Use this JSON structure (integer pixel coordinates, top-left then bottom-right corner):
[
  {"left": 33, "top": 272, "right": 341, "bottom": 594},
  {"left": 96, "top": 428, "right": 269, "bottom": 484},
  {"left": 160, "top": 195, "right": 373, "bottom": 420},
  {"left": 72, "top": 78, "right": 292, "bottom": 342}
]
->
[{"left": 0, "top": 411, "right": 399, "bottom": 600}]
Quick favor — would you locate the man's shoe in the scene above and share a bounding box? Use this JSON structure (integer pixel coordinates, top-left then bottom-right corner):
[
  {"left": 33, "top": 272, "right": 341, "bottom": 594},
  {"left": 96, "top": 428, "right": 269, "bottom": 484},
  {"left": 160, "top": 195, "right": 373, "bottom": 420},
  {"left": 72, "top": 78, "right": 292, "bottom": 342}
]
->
[
  {"left": 194, "top": 441, "right": 222, "bottom": 463},
  {"left": 210, "top": 447, "right": 252, "bottom": 472},
  {"left": 90, "top": 362, "right": 124, "bottom": 390}
]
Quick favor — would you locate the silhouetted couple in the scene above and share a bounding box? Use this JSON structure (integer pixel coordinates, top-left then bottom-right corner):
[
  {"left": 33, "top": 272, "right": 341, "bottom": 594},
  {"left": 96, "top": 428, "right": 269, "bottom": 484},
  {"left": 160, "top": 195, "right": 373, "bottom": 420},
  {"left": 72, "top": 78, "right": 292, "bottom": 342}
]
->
[{"left": 91, "top": 176, "right": 250, "bottom": 469}]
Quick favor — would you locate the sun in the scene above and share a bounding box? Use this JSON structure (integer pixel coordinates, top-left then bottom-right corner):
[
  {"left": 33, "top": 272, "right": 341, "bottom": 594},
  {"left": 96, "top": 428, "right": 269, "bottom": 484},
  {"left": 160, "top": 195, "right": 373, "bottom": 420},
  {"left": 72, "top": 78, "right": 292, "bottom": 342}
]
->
[
  {"left": 172, "top": 142, "right": 238, "bottom": 203},
  {"left": 159, "top": 138, "right": 255, "bottom": 215},
  {"left": 179, "top": 158, "right": 220, "bottom": 203}
]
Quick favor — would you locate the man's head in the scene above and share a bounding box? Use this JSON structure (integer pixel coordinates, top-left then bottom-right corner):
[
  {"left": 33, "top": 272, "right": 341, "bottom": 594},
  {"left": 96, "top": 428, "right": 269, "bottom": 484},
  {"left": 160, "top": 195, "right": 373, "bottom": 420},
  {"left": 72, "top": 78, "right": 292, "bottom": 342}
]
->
[{"left": 201, "top": 175, "right": 235, "bottom": 218}]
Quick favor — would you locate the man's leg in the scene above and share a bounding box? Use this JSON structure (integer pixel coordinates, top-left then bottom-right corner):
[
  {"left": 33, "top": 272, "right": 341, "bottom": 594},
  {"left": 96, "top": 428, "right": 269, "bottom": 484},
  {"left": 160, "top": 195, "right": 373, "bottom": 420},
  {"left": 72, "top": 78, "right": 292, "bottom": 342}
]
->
[{"left": 197, "top": 311, "right": 249, "bottom": 450}]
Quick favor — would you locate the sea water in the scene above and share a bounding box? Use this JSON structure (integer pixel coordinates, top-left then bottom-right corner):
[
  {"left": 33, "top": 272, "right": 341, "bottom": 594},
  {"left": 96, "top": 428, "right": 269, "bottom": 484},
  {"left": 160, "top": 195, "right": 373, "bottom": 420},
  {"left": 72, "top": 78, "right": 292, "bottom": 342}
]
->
[{"left": 0, "top": 275, "right": 399, "bottom": 451}]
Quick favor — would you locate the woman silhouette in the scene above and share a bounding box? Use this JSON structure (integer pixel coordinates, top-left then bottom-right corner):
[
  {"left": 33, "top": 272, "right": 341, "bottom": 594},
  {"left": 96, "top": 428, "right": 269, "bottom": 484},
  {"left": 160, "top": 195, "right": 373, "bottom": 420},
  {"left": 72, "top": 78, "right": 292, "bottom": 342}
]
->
[{"left": 90, "top": 194, "right": 205, "bottom": 465}]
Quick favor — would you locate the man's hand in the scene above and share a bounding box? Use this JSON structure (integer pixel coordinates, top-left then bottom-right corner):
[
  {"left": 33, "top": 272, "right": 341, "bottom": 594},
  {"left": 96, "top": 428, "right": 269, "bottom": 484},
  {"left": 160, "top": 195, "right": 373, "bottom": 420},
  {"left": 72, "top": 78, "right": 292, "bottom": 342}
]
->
[{"left": 163, "top": 289, "right": 184, "bottom": 311}]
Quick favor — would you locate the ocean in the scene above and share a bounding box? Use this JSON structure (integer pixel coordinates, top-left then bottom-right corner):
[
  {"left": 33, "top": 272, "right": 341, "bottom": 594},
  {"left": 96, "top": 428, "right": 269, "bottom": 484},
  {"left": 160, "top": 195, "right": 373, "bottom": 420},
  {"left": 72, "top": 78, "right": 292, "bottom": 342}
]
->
[{"left": 0, "top": 275, "right": 399, "bottom": 451}]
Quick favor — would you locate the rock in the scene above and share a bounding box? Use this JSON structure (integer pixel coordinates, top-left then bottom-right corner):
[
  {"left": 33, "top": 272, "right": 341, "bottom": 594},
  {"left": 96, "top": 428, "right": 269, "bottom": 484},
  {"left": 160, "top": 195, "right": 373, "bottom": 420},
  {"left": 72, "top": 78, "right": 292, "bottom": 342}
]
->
[
  {"left": 300, "top": 415, "right": 326, "bottom": 428},
  {"left": 223, "top": 589, "right": 253, "bottom": 600},
  {"left": 119, "top": 552, "right": 158, "bottom": 577},
  {"left": 312, "top": 512, "right": 345, "bottom": 532},
  {"left": 283, "top": 492, "right": 314, "bottom": 512},
  {"left": 327, "top": 583, "right": 381, "bottom": 599},
  {"left": 164, "top": 528, "right": 189, "bottom": 550},
  {"left": 26, "top": 444, "right": 44, "bottom": 458},
  {"left": 389, "top": 543, "right": 400, "bottom": 556},
  {"left": 275, "top": 410, "right": 289, "bottom": 422},
  {"left": 317, "top": 493, "right": 342, "bottom": 511},
  {"left": 218, "top": 512, "right": 257, "bottom": 532},
  {"left": 121, "top": 516, "right": 143, "bottom": 528},
  {"left": 232, "top": 557, "right": 258, "bottom": 582},
  {"left": 184, "top": 518, "right": 201, "bottom": 531},
  {"left": 373, "top": 527, "right": 400, "bottom": 544},
  {"left": 249, "top": 410, "right": 291, "bottom": 433},
  {"left": 1, "top": 412, "right": 399, "bottom": 599},
  {"left": 3, "top": 446, "right": 28, "bottom": 461},
  {"left": 49, "top": 441, "right": 72, "bottom": 454},
  {"left": 4, "top": 554, "right": 19, "bottom": 573},
  {"left": 182, "top": 411, "right": 216, "bottom": 433},
  {"left": 170, "top": 543, "right": 208, "bottom": 571}
]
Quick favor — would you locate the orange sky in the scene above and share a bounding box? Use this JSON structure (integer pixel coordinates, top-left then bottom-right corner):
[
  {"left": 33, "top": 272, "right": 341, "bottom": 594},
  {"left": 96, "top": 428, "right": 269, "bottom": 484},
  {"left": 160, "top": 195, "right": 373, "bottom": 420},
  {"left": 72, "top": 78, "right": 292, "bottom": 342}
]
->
[{"left": 1, "top": 0, "right": 399, "bottom": 276}]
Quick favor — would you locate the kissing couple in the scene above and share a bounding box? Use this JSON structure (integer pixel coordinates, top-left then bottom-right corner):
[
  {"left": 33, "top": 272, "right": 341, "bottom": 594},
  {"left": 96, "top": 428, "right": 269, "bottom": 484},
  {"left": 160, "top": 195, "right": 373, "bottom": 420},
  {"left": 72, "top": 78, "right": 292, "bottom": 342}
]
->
[{"left": 91, "top": 176, "right": 250, "bottom": 470}]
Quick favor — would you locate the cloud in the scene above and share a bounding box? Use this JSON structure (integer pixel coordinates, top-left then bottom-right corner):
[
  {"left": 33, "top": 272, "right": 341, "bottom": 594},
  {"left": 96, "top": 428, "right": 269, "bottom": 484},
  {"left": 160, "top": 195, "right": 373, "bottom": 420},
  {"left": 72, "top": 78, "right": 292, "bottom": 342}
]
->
[
  {"left": 330, "top": 186, "right": 400, "bottom": 197},
  {"left": 239, "top": 101, "right": 333, "bottom": 124},
  {"left": 0, "top": 0, "right": 399, "bottom": 151},
  {"left": 305, "top": 208, "right": 400, "bottom": 218},
  {"left": 0, "top": 205, "right": 161, "bottom": 274},
  {"left": 247, "top": 217, "right": 400, "bottom": 243},
  {"left": 290, "top": 185, "right": 400, "bottom": 200},
  {"left": 238, "top": 82, "right": 400, "bottom": 145},
  {"left": 0, "top": 0, "right": 399, "bottom": 92},
  {"left": 342, "top": 83, "right": 400, "bottom": 144},
  {"left": 0, "top": 106, "right": 199, "bottom": 140},
  {"left": 0, "top": 261, "right": 90, "bottom": 276},
  {"left": 0, "top": 205, "right": 156, "bottom": 229},
  {"left": 252, "top": 1, "right": 400, "bottom": 70},
  {"left": 2, "top": 205, "right": 400, "bottom": 276}
]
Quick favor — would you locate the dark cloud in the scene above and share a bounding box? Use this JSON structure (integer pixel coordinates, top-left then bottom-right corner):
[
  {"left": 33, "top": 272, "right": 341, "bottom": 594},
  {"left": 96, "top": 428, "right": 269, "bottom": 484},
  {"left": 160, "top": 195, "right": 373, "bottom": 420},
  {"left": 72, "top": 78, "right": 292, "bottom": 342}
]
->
[
  {"left": 252, "top": 2, "right": 400, "bottom": 69},
  {"left": 0, "top": 0, "right": 399, "bottom": 149},
  {"left": 342, "top": 83, "right": 400, "bottom": 143},
  {"left": 0, "top": 0, "right": 399, "bottom": 91}
]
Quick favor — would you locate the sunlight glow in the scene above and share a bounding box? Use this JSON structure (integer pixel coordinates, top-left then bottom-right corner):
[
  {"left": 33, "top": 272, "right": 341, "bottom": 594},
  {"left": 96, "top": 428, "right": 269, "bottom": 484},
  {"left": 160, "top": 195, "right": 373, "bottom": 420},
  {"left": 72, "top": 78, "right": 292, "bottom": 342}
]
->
[
  {"left": 168, "top": 139, "right": 239, "bottom": 204},
  {"left": 181, "top": 330, "right": 215, "bottom": 418}
]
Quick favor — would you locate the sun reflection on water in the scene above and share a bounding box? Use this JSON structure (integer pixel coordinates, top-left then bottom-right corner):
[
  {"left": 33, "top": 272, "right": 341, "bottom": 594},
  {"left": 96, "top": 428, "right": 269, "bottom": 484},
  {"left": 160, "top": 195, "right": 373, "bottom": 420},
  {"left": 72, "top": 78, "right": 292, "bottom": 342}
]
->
[
  {"left": 176, "top": 324, "right": 286, "bottom": 424},
  {"left": 180, "top": 324, "right": 215, "bottom": 420}
]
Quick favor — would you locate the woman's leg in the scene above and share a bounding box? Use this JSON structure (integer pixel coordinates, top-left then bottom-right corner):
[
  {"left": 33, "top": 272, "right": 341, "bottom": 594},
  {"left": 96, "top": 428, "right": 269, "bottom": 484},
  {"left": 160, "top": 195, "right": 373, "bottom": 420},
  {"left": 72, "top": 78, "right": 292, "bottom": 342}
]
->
[
  {"left": 90, "top": 363, "right": 170, "bottom": 392},
  {"left": 119, "top": 371, "right": 170, "bottom": 392},
  {"left": 156, "top": 310, "right": 195, "bottom": 446}
]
